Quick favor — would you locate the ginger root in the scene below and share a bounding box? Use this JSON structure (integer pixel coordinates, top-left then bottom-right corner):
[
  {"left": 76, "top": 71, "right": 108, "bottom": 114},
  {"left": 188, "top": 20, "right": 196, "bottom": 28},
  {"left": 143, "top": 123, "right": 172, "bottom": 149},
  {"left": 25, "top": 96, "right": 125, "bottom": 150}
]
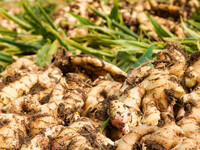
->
[
  {"left": 52, "top": 47, "right": 127, "bottom": 82},
  {"left": 0, "top": 113, "right": 29, "bottom": 149},
  {"left": 21, "top": 117, "right": 115, "bottom": 150},
  {"left": 109, "top": 44, "right": 187, "bottom": 134}
]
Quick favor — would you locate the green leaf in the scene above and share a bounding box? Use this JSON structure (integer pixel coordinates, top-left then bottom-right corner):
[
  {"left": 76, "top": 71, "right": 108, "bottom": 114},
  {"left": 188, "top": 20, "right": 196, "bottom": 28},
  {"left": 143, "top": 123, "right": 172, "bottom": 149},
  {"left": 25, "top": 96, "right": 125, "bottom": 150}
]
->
[
  {"left": 139, "top": 29, "right": 144, "bottom": 42},
  {"left": 45, "top": 40, "right": 59, "bottom": 65},
  {"left": 43, "top": 3, "right": 56, "bottom": 14},
  {"left": 22, "top": 1, "right": 49, "bottom": 39},
  {"left": 89, "top": 7, "right": 106, "bottom": 19},
  {"left": 65, "top": 38, "right": 114, "bottom": 57},
  {"left": 22, "top": 1, "right": 42, "bottom": 26},
  {"left": 44, "top": 23, "right": 113, "bottom": 57},
  {"left": 105, "top": 14, "right": 113, "bottom": 29},
  {"left": 181, "top": 18, "right": 200, "bottom": 38},
  {"left": 0, "top": 27, "right": 18, "bottom": 37},
  {"left": 146, "top": 14, "right": 176, "bottom": 39},
  {"left": 110, "top": 3, "right": 119, "bottom": 21},
  {"left": 0, "top": 51, "right": 13, "bottom": 72},
  {"left": 119, "top": 61, "right": 134, "bottom": 73},
  {"left": 37, "top": 3, "right": 57, "bottom": 30},
  {"left": 90, "top": 7, "right": 138, "bottom": 39},
  {"left": 117, "top": 51, "right": 137, "bottom": 63},
  {"left": 0, "top": 52, "right": 13, "bottom": 63},
  {"left": 109, "top": 19, "right": 138, "bottom": 39},
  {"left": 34, "top": 41, "right": 51, "bottom": 66},
  {"left": 118, "top": 12, "right": 124, "bottom": 25},
  {"left": 0, "top": 8, "right": 32, "bottom": 30},
  {"left": 71, "top": 25, "right": 136, "bottom": 40},
  {"left": 35, "top": 40, "right": 59, "bottom": 67},
  {"left": 100, "top": 116, "right": 111, "bottom": 132},
  {"left": 133, "top": 44, "right": 154, "bottom": 67},
  {"left": 0, "top": 37, "right": 41, "bottom": 50},
  {"left": 191, "top": 8, "right": 200, "bottom": 22},
  {"left": 188, "top": 20, "right": 200, "bottom": 30},
  {"left": 43, "top": 22, "right": 69, "bottom": 50},
  {"left": 68, "top": 12, "right": 95, "bottom": 26}
]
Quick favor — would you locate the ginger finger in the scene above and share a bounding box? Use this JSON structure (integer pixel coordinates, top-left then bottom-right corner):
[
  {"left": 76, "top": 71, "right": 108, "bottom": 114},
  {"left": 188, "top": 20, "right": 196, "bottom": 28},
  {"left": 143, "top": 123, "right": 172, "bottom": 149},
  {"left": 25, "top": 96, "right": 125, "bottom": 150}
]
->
[
  {"left": 20, "top": 125, "right": 64, "bottom": 150},
  {"left": 185, "top": 51, "right": 200, "bottom": 88},
  {"left": 0, "top": 73, "right": 37, "bottom": 108},
  {"left": 109, "top": 86, "right": 145, "bottom": 134},
  {"left": 140, "top": 121, "right": 183, "bottom": 150},
  {"left": 115, "top": 125, "right": 157, "bottom": 150},
  {"left": 109, "top": 44, "right": 186, "bottom": 134},
  {"left": 0, "top": 113, "right": 29, "bottom": 149},
  {"left": 83, "top": 78, "right": 121, "bottom": 115},
  {"left": 52, "top": 47, "right": 127, "bottom": 82},
  {"left": 22, "top": 117, "right": 115, "bottom": 150},
  {"left": 0, "top": 56, "right": 37, "bottom": 78},
  {"left": 142, "top": 95, "right": 161, "bottom": 125}
]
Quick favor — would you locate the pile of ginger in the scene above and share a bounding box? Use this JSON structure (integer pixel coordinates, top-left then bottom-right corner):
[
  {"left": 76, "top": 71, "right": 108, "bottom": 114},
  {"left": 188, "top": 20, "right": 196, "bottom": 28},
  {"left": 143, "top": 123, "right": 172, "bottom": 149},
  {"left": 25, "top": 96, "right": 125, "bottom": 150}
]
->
[{"left": 0, "top": 44, "right": 200, "bottom": 150}]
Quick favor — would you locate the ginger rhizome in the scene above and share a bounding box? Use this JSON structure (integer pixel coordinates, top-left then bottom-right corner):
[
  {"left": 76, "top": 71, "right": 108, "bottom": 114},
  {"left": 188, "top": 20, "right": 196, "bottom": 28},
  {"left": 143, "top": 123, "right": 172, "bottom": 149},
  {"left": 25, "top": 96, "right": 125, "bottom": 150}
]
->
[
  {"left": 0, "top": 49, "right": 126, "bottom": 149},
  {"left": 109, "top": 44, "right": 187, "bottom": 134},
  {"left": 2, "top": 45, "right": 200, "bottom": 150},
  {"left": 115, "top": 46, "right": 200, "bottom": 150}
]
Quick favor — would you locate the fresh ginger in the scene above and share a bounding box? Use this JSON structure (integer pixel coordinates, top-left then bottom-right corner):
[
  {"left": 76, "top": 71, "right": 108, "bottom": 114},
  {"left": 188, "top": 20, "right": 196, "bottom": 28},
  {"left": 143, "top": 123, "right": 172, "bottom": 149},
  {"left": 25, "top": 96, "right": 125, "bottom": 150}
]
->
[
  {"left": 3, "top": 73, "right": 89, "bottom": 135},
  {"left": 116, "top": 114, "right": 184, "bottom": 150},
  {"left": 21, "top": 117, "right": 115, "bottom": 150},
  {"left": 109, "top": 44, "right": 187, "bottom": 134},
  {"left": 82, "top": 77, "right": 122, "bottom": 121},
  {"left": 0, "top": 49, "right": 123, "bottom": 149},
  {"left": 0, "top": 65, "right": 62, "bottom": 108},
  {"left": 115, "top": 124, "right": 157, "bottom": 150},
  {"left": 174, "top": 51, "right": 200, "bottom": 149},
  {"left": 0, "top": 72, "right": 38, "bottom": 108},
  {"left": 139, "top": 118, "right": 183, "bottom": 150},
  {"left": 52, "top": 47, "right": 127, "bottom": 82},
  {"left": 0, "top": 56, "right": 37, "bottom": 78},
  {"left": 115, "top": 49, "right": 200, "bottom": 150},
  {"left": 184, "top": 51, "right": 200, "bottom": 87},
  {"left": 3, "top": 95, "right": 64, "bottom": 136},
  {"left": 0, "top": 113, "right": 29, "bottom": 149},
  {"left": 2, "top": 45, "right": 200, "bottom": 150},
  {"left": 124, "top": 0, "right": 199, "bottom": 39}
]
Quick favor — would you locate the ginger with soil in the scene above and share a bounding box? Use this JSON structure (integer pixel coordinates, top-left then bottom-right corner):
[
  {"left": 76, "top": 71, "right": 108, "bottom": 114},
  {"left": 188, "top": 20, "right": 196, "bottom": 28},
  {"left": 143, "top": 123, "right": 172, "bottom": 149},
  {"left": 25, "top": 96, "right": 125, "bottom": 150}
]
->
[
  {"left": 2, "top": 45, "right": 200, "bottom": 150},
  {"left": 109, "top": 44, "right": 187, "bottom": 134}
]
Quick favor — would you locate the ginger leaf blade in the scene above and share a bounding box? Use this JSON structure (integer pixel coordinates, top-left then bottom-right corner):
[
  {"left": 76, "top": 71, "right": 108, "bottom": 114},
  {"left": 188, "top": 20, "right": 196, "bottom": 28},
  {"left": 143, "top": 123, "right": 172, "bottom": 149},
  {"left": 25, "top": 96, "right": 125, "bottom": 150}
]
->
[
  {"left": 146, "top": 14, "right": 176, "bottom": 39},
  {"left": 100, "top": 116, "right": 111, "bottom": 132},
  {"left": 133, "top": 44, "right": 154, "bottom": 67}
]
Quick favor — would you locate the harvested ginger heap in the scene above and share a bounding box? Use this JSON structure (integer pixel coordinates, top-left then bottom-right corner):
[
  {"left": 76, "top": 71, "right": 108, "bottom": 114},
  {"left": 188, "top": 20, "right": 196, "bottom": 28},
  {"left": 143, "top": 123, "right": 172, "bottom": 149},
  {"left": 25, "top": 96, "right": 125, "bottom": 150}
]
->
[{"left": 0, "top": 44, "right": 200, "bottom": 150}]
